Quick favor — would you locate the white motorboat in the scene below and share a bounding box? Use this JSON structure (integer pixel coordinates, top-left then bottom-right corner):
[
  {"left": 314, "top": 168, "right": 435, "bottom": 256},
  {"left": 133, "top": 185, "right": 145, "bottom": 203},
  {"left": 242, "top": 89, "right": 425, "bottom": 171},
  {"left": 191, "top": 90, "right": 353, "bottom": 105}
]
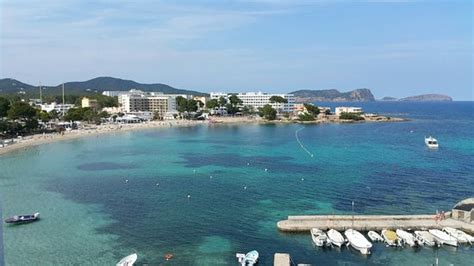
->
[
  {"left": 116, "top": 253, "right": 137, "bottom": 266},
  {"left": 368, "top": 231, "right": 384, "bottom": 242},
  {"left": 396, "top": 229, "right": 418, "bottom": 247},
  {"left": 429, "top": 229, "right": 457, "bottom": 247},
  {"left": 311, "top": 228, "right": 330, "bottom": 247},
  {"left": 4, "top": 212, "right": 40, "bottom": 224},
  {"left": 344, "top": 229, "right": 372, "bottom": 255},
  {"left": 443, "top": 227, "right": 473, "bottom": 244},
  {"left": 381, "top": 229, "right": 400, "bottom": 247},
  {"left": 244, "top": 250, "right": 259, "bottom": 266},
  {"left": 414, "top": 231, "right": 437, "bottom": 247},
  {"left": 327, "top": 229, "right": 345, "bottom": 247},
  {"left": 425, "top": 136, "right": 439, "bottom": 148}
]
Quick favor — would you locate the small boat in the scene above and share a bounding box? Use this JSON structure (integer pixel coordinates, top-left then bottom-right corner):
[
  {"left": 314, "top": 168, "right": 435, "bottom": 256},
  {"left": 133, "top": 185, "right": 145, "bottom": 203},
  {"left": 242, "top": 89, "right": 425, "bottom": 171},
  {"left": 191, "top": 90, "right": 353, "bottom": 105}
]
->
[
  {"left": 327, "top": 229, "right": 345, "bottom": 247},
  {"left": 4, "top": 212, "right": 40, "bottom": 224},
  {"left": 381, "top": 229, "right": 400, "bottom": 247},
  {"left": 414, "top": 231, "right": 437, "bottom": 247},
  {"left": 425, "top": 136, "right": 439, "bottom": 148},
  {"left": 396, "top": 229, "right": 418, "bottom": 247},
  {"left": 429, "top": 229, "right": 457, "bottom": 247},
  {"left": 244, "top": 250, "right": 259, "bottom": 266},
  {"left": 443, "top": 227, "right": 473, "bottom": 244},
  {"left": 116, "top": 253, "right": 137, "bottom": 266},
  {"left": 344, "top": 229, "right": 372, "bottom": 255},
  {"left": 368, "top": 231, "right": 384, "bottom": 242},
  {"left": 311, "top": 228, "right": 330, "bottom": 247}
]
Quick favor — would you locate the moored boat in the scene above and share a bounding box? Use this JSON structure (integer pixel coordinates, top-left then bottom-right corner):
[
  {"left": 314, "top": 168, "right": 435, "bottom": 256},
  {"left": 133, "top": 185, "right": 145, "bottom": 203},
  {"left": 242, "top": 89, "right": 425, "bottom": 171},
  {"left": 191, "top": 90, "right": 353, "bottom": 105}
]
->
[
  {"left": 381, "top": 229, "right": 400, "bottom": 247},
  {"left": 396, "top": 229, "right": 418, "bottom": 247},
  {"left": 429, "top": 229, "right": 457, "bottom": 247},
  {"left": 244, "top": 250, "right": 259, "bottom": 266},
  {"left": 344, "top": 229, "right": 372, "bottom": 255},
  {"left": 327, "top": 229, "right": 345, "bottom": 247},
  {"left": 425, "top": 136, "right": 439, "bottom": 148},
  {"left": 4, "top": 212, "right": 40, "bottom": 224},
  {"left": 116, "top": 253, "right": 137, "bottom": 266},
  {"left": 368, "top": 231, "right": 384, "bottom": 242},
  {"left": 414, "top": 230, "right": 437, "bottom": 247},
  {"left": 311, "top": 228, "right": 330, "bottom": 247},
  {"left": 443, "top": 227, "right": 473, "bottom": 244}
]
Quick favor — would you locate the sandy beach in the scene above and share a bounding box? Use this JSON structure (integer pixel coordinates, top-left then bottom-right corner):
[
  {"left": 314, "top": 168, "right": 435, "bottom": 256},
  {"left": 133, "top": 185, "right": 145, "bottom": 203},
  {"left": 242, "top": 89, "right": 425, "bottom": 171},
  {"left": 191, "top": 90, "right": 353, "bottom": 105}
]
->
[{"left": 0, "top": 120, "right": 204, "bottom": 156}]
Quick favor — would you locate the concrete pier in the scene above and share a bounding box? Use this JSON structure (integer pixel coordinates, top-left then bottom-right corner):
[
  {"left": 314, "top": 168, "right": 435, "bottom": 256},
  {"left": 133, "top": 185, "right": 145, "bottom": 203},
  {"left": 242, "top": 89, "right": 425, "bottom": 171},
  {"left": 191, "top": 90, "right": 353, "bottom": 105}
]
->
[
  {"left": 273, "top": 253, "right": 291, "bottom": 266},
  {"left": 277, "top": 214, "right": 474, "bottom": 234}
]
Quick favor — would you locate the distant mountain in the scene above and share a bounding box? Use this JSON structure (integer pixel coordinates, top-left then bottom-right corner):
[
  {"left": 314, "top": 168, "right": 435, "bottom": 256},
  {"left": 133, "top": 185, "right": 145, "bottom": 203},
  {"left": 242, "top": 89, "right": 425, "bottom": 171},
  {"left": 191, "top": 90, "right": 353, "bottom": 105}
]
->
[
  {"left": 380, "top": 94, "right": 453, "bottom": 102},
  {"left": 290, "top": 88, "right": 375, "bottom": 102},
  {"left": 0, "top": 77, "right": 208, "bottom": 96},
  {"left": 399, "top": 94, "right": 452, "bottom": 102},
  {"left": 380, "top": 96, "right": 398, "bottom": 101}
]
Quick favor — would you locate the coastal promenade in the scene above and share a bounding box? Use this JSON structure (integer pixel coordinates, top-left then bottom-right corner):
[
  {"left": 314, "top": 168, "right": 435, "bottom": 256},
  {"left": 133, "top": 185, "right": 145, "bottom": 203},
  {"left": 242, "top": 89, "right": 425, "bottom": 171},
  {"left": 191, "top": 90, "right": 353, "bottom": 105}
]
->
[{"left": 277, "top": 214, "right": 474, "bottom": 234}]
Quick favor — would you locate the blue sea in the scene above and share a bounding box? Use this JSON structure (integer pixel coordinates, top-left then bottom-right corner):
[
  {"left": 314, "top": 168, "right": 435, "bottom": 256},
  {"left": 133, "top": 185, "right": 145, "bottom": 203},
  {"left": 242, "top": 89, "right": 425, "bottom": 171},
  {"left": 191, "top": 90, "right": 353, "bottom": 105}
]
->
[{"left": 0, "top": 102, "right": 473, "bottom": 265}]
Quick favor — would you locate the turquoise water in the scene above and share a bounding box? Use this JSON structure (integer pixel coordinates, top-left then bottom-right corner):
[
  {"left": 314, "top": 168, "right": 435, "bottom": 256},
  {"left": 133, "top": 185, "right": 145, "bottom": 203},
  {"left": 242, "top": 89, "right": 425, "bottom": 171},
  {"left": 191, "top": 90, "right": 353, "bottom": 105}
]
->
[{"left": 1, "top": 102, "right": 473, "bottom": 265}]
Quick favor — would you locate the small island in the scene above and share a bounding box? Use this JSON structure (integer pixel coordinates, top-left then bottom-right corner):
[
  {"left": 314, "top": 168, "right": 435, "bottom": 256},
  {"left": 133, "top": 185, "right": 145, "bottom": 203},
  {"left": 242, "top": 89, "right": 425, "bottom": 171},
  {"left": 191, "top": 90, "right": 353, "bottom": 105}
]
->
[{"left": 380, "top": 94, "right": 453, "bottom": 102}]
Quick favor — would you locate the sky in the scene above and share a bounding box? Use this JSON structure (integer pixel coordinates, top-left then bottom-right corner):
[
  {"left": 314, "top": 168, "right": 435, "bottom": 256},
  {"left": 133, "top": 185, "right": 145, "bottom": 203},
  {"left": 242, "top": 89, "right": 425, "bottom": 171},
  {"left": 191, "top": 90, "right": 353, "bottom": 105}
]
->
[{"left": 0, "top": 0, "right": 472, "bottom": 100}]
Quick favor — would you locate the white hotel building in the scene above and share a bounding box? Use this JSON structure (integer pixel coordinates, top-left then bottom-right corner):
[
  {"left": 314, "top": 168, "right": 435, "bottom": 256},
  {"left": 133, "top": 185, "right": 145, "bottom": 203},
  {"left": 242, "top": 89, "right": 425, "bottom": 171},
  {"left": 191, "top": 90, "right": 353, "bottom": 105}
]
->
[
  {"left": 117, "top": 90, "right": 186, "bottom": 118},
  {"left": 210, "top": 92, "right": 295, "bottom": 112}
]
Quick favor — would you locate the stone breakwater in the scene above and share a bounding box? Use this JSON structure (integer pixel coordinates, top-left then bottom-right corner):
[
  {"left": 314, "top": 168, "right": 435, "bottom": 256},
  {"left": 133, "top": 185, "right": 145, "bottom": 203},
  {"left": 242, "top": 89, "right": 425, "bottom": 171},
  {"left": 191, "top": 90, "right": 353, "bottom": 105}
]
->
[{"left": 277, "top": 214, "right": 474, "bottom": 234}]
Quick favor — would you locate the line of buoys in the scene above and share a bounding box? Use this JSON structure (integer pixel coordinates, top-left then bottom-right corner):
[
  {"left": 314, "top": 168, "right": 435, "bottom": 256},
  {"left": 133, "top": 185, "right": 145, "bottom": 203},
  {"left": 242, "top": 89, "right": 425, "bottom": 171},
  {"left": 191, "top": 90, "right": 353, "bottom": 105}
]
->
[{"left": 295, "top": 127, "right": 314, "bottom": 158}]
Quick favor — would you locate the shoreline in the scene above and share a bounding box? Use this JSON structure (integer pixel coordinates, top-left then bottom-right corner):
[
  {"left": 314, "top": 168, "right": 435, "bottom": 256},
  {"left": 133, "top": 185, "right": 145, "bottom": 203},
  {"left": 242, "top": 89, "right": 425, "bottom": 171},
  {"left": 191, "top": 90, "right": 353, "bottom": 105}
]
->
[
  {"left": 0, "top": 115, "right": 407, "bottom": 156},
  {"left": 0, "top": 120, "right": 204, "bottom": 157}
]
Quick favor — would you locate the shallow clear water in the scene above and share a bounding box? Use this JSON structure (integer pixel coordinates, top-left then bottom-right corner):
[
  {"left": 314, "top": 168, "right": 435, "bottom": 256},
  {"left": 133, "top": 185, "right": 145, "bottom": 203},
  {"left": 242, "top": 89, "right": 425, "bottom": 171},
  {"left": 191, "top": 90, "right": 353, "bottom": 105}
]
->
[{"left": 1, "top": 102, "right": 473, "bottom": 265}]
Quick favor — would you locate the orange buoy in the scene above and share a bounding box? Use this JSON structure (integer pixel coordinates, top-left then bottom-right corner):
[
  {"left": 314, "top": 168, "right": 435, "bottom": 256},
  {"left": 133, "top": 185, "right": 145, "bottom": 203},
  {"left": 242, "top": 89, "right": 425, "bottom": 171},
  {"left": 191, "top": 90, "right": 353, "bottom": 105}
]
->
[{"left": 164, "top": 253, "right": 174, "bottom": 261}]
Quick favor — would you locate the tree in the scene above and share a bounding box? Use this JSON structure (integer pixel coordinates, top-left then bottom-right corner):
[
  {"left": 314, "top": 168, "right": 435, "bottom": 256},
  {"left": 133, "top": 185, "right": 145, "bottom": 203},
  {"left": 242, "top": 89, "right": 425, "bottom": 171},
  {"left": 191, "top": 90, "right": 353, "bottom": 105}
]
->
[
  {"left": 99, "top": 111, "right": 110, "bottom": 119},
  {"left": 218, "top": 96, "right": 227, "bottom": 107},
  {"left": 339, "top": 112, "right": 364, "bottom": 121},
  {"left": 206, "top": 99, "right": 219, "bottom": 110},
  {"left": 225, "top": 103, "right": 239, "bottom": 115},
  {"left": 49, "top": 110, "right": 59, "bottom": 120},
  {"left": 38, "top": 111, "right": 51, "bottom": 122},
  {"left": 176, "top": 96, "right": 188, "bottom": 113},
  {"left": 64, "top": 107, "right": 88, "bottom": 121},
  {"left": 258, "top": 104, "right": 277, "bottom": 120},
  {"left": 298, "top": 113, "right": 315, "bottom": 121},
  {"left": 242, "top": 106, "right": 255, "bottom": 116},
  {"left": 304, "top": 104, "right": 320, "bottom": 116},
  {"left": 83, "top": 109, "right": 99, "bottom": 123},
  {"left": 186, "top": 99, "right": 198, "bottom": 113},
  {"left": 269, "top": 96, "right": 288, "bottom": 104},
  {"left": 24, "top": 119, "right": 39, "bottom": 131},
  {"left": 228, "top": 95, "right": 243, "bottom": 106},
  {"left": 0, "top": 97, "right": 10, "bottom": 118},
  {"left": 7, "top": 102, "right": 37, "bottom": 120}
]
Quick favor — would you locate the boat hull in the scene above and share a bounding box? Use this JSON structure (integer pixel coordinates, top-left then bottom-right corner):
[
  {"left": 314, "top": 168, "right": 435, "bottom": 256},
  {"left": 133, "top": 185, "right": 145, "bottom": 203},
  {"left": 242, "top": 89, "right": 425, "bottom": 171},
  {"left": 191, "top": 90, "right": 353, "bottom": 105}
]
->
[
  {"left": 116, "top": 253, "right": 137, "bottom": 266},
  {"left": 344, "top": 229, "right": 372, "bottom": 255},
  {"left": 382, "top": 230, "right": 399, "bottom": 247},
  {"left": 4, "top": 212, "right": 40, "bottom": 224},
  {"left": 327, "top": 229, "right": 345, "bottom": 247},
  {"left": 414, "top": 231, "right": 436, "bottom": 247},
  {"left": 429, "top": 229, "right": 458, "bottom": 247},
  {"left": 443, "top": 227, "right": 471, "bottom": 244}
]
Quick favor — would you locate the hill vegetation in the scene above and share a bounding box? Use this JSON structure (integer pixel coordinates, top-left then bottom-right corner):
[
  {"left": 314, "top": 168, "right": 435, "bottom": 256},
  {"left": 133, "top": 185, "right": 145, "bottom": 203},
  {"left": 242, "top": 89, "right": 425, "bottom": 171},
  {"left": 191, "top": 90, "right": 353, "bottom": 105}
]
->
[{"left": 0, "top": 77, "right": 208, "bottom": 98}]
